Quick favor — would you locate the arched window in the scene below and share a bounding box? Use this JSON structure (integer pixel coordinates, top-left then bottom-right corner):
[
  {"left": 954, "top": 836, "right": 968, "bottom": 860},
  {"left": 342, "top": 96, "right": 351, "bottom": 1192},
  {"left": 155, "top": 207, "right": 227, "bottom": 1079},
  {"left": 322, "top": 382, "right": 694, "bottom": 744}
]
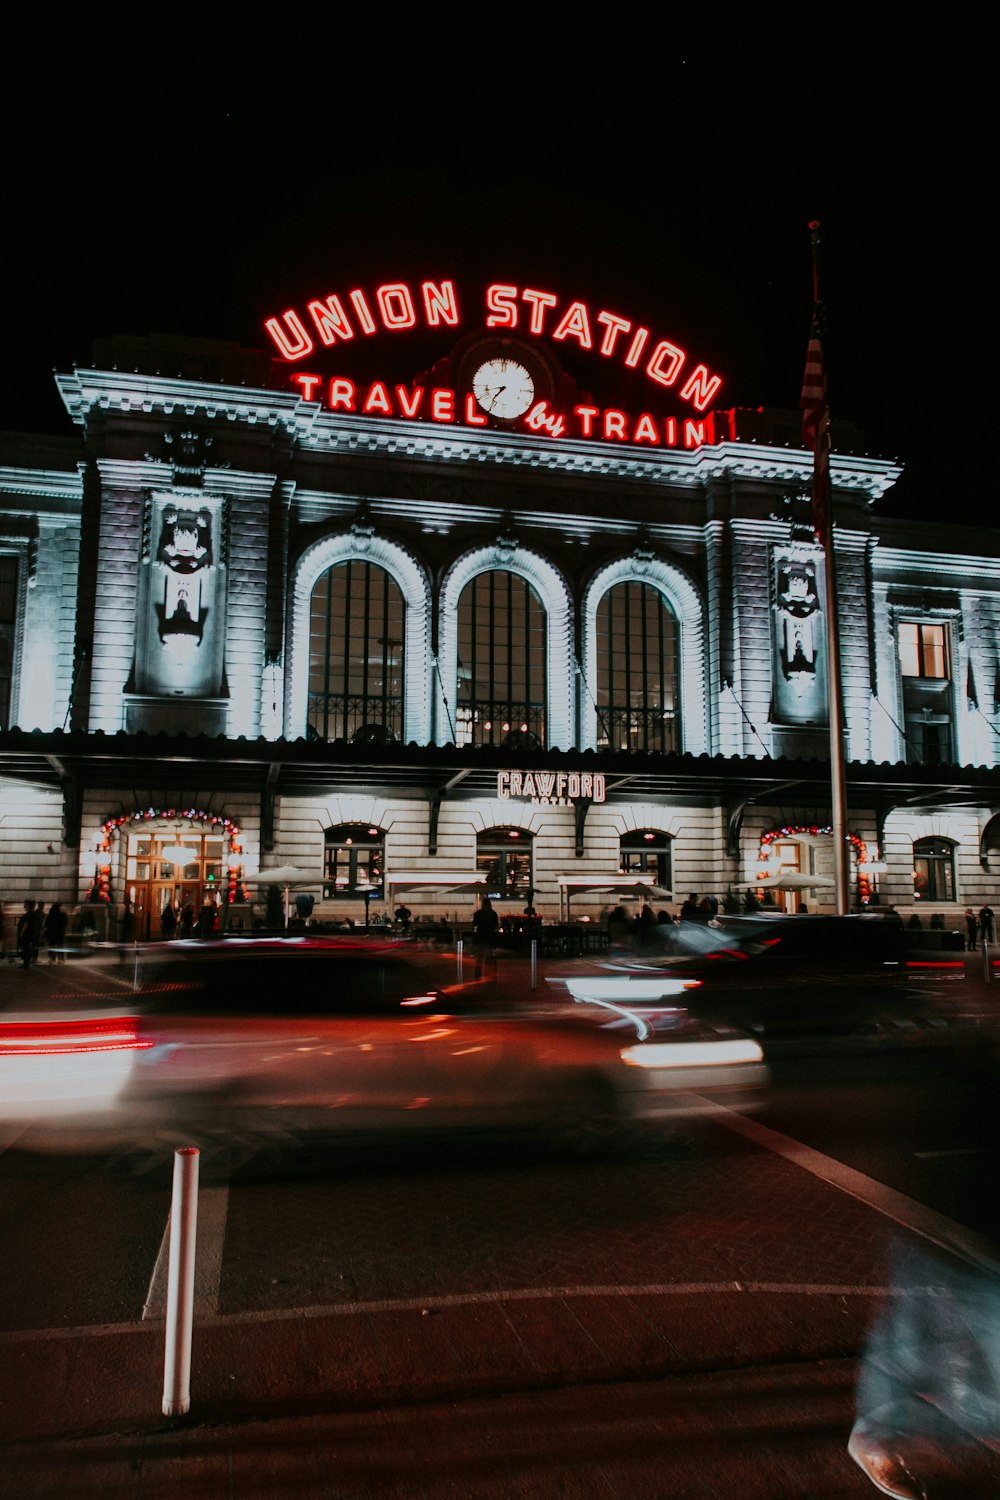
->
[
  {"left": 595, "top": 582, "right": 679, "bottom": 752},
  {"left": 619, "top": 829, "right": 672, "bottom": 889},
  {"left": 324, "top": 823, "right": 385, "bottom": 899},
  {"left": 456, "top": 571, "right": 547, "bottom": 748},
  {"left": 913, "top": 837, "right": 956, "bottom": 902},
  {"left": 308, "top": 562, "right": 405, "bottom": 744},
  {"left": 476, "top": 826, "right": 534, "bottom": 901}
]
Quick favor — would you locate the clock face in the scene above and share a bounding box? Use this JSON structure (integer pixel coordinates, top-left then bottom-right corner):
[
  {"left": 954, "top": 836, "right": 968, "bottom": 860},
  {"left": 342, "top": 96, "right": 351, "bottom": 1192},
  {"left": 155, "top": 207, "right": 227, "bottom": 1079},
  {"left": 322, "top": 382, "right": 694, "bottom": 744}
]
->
[{"left": 471, "top": 357, "right": 535, "bottom": 420}]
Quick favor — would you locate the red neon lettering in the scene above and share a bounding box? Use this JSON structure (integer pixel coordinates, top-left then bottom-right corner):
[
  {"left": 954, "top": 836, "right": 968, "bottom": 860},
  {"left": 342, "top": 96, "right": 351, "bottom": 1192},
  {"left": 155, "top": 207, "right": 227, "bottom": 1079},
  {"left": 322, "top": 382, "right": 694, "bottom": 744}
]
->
[
  {"left": 679, "top": 365, "right": 723, "bottom": 412},
  {"left": 575, "top": 405, "right": 599, "bottom": 437},
  {"left": 485, "top": 284, "right": 518, "bottom": 327},
  {"left": 363, "top": 382, "right": 393, "bottom": 414},
  {"left": 684, "top": 419, "right": 706, "bottom": 447},
  {"left": 294, "top": 374, "right": 321, "bottom": 402},
  {"left": 552, "top": 300, "right": 592, "bottom": 349},
  {"left": 632, "top": 413, "right": 660, "bottom": 444},
  {"left": 666, "top": 416, "right": 677, "bottom": 444},
  {"left": 349, "top": 289, "right": 376, "bottom": 334},
  {"left": 377, "top": 284, "right": 417, "bottom": 330},
  {"left": 264, "top": 311, "right": 313, "bottom": 360},
  {"left": 525, "top": 401, "right": 566, "bottom": 439},
  {"left": 624, "top": 328, "right": 649, "bottom": 368},
  {"left": 522, "top": 287, "right": 557, "bottom": 335},
  {"left": 396, "top": 385, "right": 424, "bottom": 417},
  {"left": 464, "top": 393, "right": 487, "bottom": 426},
  {"left": 597, "top": 311, "right": 631, "bottom": 356},
  {"left": 646, "top": 340, "right": 685, "bottom": 387},
  {"left": 421, "top": 280, "right": 459, "bottom": 326},
  {"left": 604, "top": 410, "right": 627, "bottom": 440},
  {"left": 329, "top": 378, "right": 356, "bottom": 411},
  {"left": 307, "top": 296, "right": 354, "bottom": 346},
  {"left": 431, "top": 388, "right": 455, "bottom": 422}
]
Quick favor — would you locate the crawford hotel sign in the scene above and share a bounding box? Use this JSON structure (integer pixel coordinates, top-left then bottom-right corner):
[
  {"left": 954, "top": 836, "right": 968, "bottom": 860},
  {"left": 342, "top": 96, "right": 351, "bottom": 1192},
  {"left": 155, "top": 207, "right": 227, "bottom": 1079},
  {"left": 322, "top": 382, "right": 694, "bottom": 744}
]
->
[{"left": 263, "top": 278, "right": 725, "bottom": 449}]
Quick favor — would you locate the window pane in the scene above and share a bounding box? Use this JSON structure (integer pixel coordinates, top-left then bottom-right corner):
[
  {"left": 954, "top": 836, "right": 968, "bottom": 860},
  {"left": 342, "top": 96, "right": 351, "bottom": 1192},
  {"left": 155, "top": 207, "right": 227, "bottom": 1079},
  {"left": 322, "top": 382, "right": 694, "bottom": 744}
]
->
[
  {"left": 898, "top": 623, "right": 919, "bottom": 677},
  {"left": 921, "top": 625, "right": 946, "bottom": 679}
]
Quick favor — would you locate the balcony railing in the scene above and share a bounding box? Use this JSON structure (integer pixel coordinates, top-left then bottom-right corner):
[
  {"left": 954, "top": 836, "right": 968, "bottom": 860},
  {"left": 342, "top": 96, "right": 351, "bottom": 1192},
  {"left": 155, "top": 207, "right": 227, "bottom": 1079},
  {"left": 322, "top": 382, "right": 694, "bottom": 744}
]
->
[
  {"left": 596, "top": 706, "right": 678, "bottom": 754},
  {"left": 455, "top": 700, "right": 546, "bottom": 749},
  {"left": 307, "top": 693, "right": 403, "bottom": 744}
]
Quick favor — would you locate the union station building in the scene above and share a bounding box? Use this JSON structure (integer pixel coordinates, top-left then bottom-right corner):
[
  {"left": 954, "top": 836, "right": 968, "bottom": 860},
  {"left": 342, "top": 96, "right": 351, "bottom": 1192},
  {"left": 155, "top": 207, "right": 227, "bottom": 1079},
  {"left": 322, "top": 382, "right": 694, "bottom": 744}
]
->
[{"left": 1, "top": 276, "right": 998, "bottom": 942}]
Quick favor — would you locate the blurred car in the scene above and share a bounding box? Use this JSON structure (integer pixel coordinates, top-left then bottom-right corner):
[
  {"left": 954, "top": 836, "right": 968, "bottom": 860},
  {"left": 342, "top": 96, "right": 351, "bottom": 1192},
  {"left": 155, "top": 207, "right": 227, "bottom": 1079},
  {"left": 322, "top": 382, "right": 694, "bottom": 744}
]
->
[
  {"left": 614, "top": 914, "right": 970, "bottom": 1052},
  {"left": 0, "top": 938, "right": 767, "bottom": 1154}
]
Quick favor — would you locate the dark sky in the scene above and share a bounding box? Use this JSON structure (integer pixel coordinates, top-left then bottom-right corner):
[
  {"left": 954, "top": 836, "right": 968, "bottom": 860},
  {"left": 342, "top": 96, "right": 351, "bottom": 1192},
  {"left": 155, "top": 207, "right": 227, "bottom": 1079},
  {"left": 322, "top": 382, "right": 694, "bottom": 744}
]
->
[{"left": 3, "top": 26, "right": 986, "bottom": 526}]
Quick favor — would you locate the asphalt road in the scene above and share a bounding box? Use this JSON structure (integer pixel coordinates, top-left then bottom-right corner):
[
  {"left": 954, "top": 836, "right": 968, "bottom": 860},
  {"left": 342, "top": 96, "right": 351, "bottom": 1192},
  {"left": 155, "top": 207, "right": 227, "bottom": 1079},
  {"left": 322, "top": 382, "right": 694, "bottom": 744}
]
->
[{"left": 1, "top": 948, "right": 997, "bottom": 1340}]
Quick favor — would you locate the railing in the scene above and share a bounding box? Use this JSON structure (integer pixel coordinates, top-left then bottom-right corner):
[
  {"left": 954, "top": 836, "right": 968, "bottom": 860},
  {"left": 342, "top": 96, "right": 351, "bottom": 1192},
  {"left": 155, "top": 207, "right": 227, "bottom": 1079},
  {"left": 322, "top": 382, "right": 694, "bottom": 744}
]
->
[
  {"left": 307, "top": 693, "right": 403, "bottom": 744},
  {"left": 597, "top": 706, "right": 677, "bottom": 754},
  {"left": 455, "top": 701, "right": 546, "bottom": 748}
]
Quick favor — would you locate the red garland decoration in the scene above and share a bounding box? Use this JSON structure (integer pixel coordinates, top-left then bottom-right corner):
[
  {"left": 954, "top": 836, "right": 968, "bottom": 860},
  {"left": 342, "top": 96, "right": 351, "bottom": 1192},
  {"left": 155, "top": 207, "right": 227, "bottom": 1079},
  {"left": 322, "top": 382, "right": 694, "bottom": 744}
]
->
[
  {"left": 94, "top": 809, "right": 245, "bottom": 904},
  {"left": 758, "top": 825, "right": 873, "bottom": 901}
]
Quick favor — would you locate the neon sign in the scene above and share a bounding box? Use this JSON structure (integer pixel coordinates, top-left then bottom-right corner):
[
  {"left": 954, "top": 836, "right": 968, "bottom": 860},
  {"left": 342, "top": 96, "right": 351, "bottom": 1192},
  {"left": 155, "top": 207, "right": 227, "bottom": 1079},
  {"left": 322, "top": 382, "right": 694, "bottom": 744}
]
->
[
  {"left": 289, "top": 374, "right": 714, "bottom": 448},
  {"left": 264, "top": 278, "right": 723, "bottom": 422},
  {"left": 497, "top": 770, "right": 607, "bottom": 806}
]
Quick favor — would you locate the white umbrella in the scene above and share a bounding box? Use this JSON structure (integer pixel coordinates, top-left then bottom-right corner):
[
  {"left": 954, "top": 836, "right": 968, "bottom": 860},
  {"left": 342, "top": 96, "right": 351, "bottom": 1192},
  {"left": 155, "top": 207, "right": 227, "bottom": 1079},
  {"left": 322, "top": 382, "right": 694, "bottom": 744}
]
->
[
  {"left": 241, "top": 866, "right": 318, "bottom": 929},
  {"left": 754, "top": 870, "right": 836, "bottom": 890},
  {"left": 241, "top": 865, "right": 317, "bottom": 886}
]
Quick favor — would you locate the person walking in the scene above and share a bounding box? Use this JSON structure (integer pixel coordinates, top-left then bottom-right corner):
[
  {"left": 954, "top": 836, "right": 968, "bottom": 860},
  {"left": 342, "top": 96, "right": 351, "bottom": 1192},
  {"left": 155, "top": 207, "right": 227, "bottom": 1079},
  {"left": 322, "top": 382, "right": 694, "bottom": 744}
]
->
[
  {"left": 979, "top": 904, "right": 996, "bottom": 946},
  {"left": 32, "top": 902, "right": 46, "bottom": 964},
  {"left": 160, "top": 901, "right": 177, "bottom": 940},
  {"left": 16, "top": 899, "right": 36, "bottom": 968},
  {"left": 965, "top": 908, "right": 978, "bottom": 951},
  {"left": 472, "top": 896, "right": 500, "bottom": 947},
  {"left": 44, "top": 901, "right": 68, "bottom": 963}
]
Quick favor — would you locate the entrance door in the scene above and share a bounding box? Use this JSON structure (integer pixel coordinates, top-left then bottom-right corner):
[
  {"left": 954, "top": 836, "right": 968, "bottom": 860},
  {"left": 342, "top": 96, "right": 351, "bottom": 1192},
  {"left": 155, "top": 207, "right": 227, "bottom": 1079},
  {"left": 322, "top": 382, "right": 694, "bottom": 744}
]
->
[{"left": 125, "top": 831, "right": 227, "bottom": 939}]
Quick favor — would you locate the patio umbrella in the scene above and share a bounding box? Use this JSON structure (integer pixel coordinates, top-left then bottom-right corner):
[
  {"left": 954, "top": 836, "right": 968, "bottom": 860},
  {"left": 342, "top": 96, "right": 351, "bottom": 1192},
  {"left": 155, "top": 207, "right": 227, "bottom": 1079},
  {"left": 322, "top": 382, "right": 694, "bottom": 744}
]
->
[
  {"left": 754, "top": 870, "right": 836, "bottom": 890},
  {"left": 241, "top": 866, "right": 319, "bottom": 928}
]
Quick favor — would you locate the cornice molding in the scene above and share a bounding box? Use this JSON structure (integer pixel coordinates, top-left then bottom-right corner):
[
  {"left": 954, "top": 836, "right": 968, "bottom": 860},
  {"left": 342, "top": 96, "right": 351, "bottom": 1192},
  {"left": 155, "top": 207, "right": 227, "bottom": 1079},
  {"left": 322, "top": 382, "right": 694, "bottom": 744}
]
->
[{"left": 54, "top": 370, "right": 901, "bottom": 500}]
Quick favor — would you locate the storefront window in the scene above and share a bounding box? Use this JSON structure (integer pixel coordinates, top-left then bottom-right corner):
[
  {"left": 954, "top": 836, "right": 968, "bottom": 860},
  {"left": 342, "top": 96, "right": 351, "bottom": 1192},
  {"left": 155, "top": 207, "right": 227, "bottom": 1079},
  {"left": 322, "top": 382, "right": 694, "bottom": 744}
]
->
[
  {"left": 913, "top": 837, "right": 956, "bottom": 902},
  {"left": 324, "top": 823, "right": 385, "bottom": 899},
  {"left": 476, "top": 827, "right": 534, "bottom": 900},
  {"left": 596, "top": 582, "right": 678, "bottom": 752},
  {"left": 619, "top": 829, "right": 672, "bottom": 888},
  {"left": 456, "top": 571, "right": 546, "bottom": 748},
  {"left": 308, "top": 561, "right": 405, "bottom": 744}
]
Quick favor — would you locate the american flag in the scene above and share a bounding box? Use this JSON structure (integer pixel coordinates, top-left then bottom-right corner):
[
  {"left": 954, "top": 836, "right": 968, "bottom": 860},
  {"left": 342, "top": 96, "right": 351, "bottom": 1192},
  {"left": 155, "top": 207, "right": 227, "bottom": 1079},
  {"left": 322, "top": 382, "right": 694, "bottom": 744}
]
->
[{"left": 801, "top": 311, "right": 831, "bottom": 545}]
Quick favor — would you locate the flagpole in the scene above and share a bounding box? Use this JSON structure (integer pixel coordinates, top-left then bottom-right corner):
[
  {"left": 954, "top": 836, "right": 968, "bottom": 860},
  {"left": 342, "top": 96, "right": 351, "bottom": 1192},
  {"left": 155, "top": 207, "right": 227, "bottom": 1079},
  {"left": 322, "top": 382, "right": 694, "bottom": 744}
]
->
[{"left": 808, "top": 221, "right": 850, "bottom": 915}]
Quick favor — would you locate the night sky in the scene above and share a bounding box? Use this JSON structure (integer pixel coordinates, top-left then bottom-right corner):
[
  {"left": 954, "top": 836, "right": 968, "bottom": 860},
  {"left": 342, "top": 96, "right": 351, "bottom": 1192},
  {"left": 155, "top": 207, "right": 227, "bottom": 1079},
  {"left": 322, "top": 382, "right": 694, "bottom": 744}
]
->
[{"left": 3, "top": 26, "right": 985, "bottom": 526}]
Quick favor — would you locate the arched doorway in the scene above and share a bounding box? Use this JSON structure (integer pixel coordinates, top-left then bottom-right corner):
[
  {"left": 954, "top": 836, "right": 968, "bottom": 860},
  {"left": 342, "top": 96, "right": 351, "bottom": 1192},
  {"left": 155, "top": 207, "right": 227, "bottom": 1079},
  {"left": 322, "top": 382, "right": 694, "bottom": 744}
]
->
[{"left": 95, "top": 812, "right": 245, "bottom": 940}]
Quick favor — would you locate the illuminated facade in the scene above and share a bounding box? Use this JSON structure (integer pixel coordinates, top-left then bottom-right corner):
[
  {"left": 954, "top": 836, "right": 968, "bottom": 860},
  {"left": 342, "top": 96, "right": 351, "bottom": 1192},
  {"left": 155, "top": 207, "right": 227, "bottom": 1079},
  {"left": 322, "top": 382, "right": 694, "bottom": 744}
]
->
[{"left": 1, "top": 313, "right": 998, "bottom": 942}]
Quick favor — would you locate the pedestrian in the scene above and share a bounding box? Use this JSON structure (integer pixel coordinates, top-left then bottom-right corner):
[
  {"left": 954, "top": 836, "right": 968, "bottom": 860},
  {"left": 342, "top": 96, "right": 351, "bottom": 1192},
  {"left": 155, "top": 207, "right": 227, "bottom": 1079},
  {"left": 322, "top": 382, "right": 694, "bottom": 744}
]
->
[
  {"left": 32, "top": 901, "right": 46, "bottom": 963},
  {"left": 180, "top": 902, "right": 194, "bottom": 939},
  {"left": 160, "top": 901, "right": 177, "bottom": 940},
  {"left": 849, "top": 1237, "right": 1000, "bottom": 1497},
  {"left": 965, "top": 908, "right": 978, "bottom": 951},
  {"left": 679, "top": 892, "right": 700, "bottom": 922},
  {"left": 907, "top": 913, "right": 922, "bottom": 931},
  {"left": 198, "top": 896, "right": 217, "bottom": 938},
  {"left": 44, "top": 901, "right": 68, "bottom": 963},
  {"left": 394, "top": 903, "right": 412, "bottom": 932},
  {"left": 607, "top": 905, "right": 629, "bottom": 949},
  {"left": 979, "top": 904, "right": 996, "bottom": 946},
  {"left": 471, "top": 896, "right": 500, "bottom": 947},
  {"left": 16, "top": 899, "right": 36, "bottom": 968}
]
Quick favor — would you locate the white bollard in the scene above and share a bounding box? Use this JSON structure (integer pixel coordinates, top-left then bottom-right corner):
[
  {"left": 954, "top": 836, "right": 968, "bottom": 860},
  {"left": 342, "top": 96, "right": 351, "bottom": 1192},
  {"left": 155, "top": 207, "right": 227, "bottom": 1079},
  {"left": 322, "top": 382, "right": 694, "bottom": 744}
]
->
[
  {"left": 984, "top": 933, "right": 994, "bottom": 986},
  {"left": 456, "top": 938, "right": 463, "bottom": 984},
  {"left": 162, "top": 1146, "right": 200, "bottom": 1417},
  {"left": 530, "top": 938, "right": 538, "bottom": 990}
]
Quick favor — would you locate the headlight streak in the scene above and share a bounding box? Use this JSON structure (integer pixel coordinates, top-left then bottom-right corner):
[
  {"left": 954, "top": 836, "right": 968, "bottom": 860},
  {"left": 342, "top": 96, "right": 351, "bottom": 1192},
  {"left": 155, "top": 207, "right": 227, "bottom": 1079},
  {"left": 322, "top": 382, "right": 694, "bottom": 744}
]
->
[{"left": 620, "top": 1038, "right": 765, "bottom": 1068}]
